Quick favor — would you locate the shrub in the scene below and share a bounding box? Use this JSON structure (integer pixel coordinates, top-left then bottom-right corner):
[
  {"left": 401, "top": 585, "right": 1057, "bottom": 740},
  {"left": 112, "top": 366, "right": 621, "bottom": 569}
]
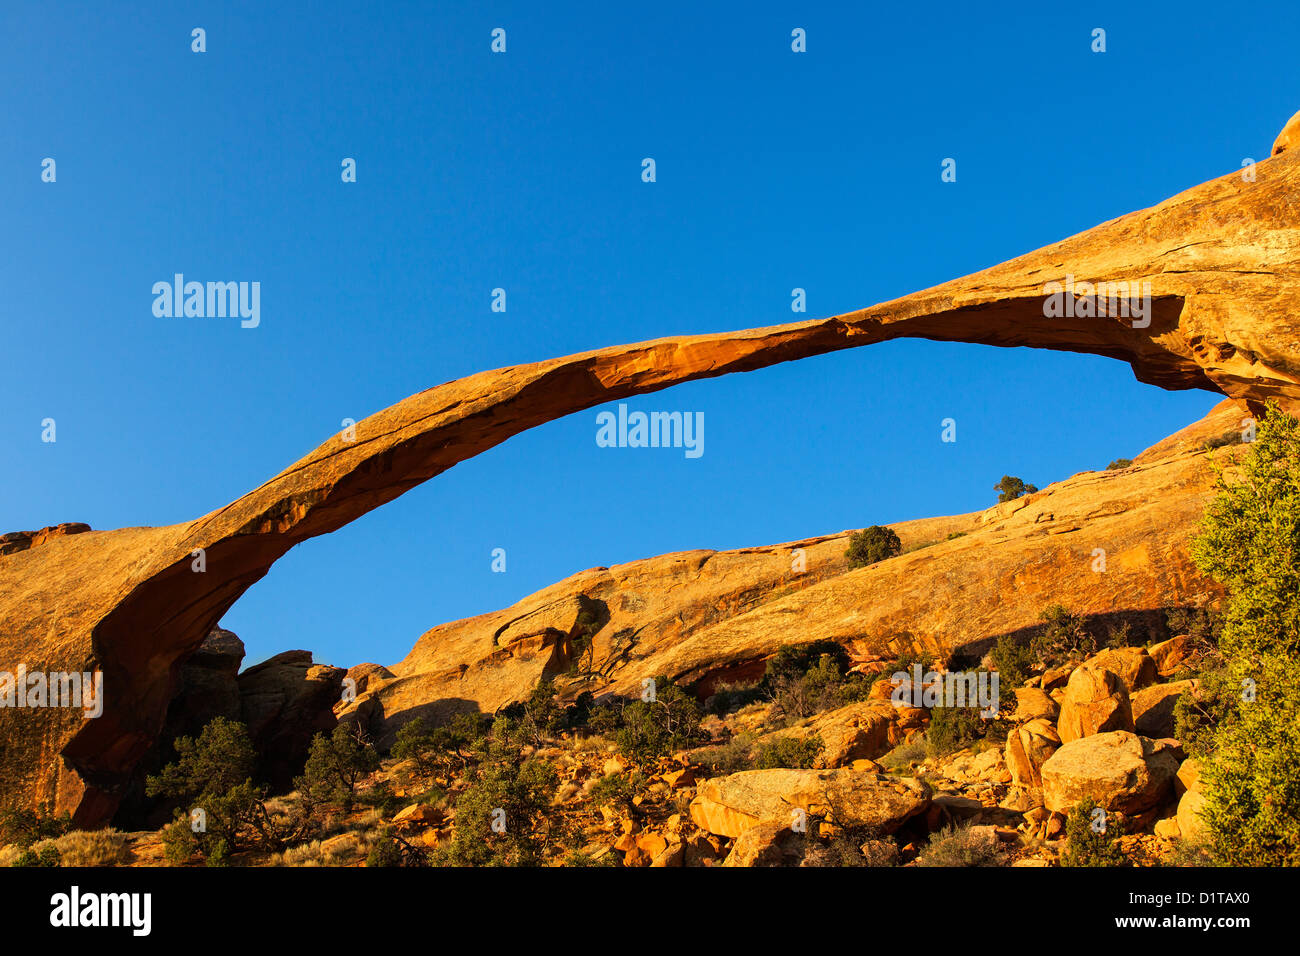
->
[
  {"left": 917, "top": 824, "right": 1002, "bottom": 867},
  {"left": 692, "top": 735, "right": 756, "bottom": 775},
  {"left": 147, "top": 717, "right": 315, "bottom": 862},
  {"left": 754, "top": 735, "right": 822, "bottom": 770},
  {"left": 12, "top": 844, "right": 61, "bottom": 867},
  {"left": 763, "top": 643, "right": 872, "bottom": 721},
  {"left": 878, "top": 737, "right": 927, "bottom": 771},
  {"left": 1188, "top": 403, "right": 1300, "bottom": 865},
  {"left": 845, "top": 526, "right": 902, "bottom": 568},
  {"left": 1106, "top": 458, "right": 1134, "bottom": 470},
  {"left": 1060, "top": 799, "right": 1126, "bottom": 867},
  {"left": 993, "top": 475, "right": 1038, "bottom": 503},
  {"left": 296, "top": 724, "right": 381, "bottom": 811},
  {"left": 435, "top": 737, "right": 559, "bottom": 866},
  {"left": 925, "top": 706, "right": 986, "bottom": 758},
  {"left": 29, "top": 829, "right": 130, "bottom": 866},
  {"left": 1032, "top": 604, "right": 1095, "bottom": 664},
  {"left": 587, "top": 771, "right": 645, "bottom": 808},
  {"left": 0, "top": 804, "right": 72, "bottom": 849},
  {"left": 988, "top": 634, "right": 1035, "bottom": 691},
  {"left": 365, "top": 826, "right": 426, "bottom": 867},
  {"left": 589, "top": 678, "right": 705, "bottom": 765}
]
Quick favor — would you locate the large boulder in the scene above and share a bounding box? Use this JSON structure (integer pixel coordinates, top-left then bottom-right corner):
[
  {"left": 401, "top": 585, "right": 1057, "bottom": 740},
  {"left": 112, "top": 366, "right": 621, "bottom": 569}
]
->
[
  {"left": 689, "top": 768, "right": 929, "bottom": 839},
  {"left": 1085, "top": 647, "right": 1158, "bottom": 692},
  {"left": 238, "top": 651, "right": 346, "bottom": 791},
  {"left": 1005, "top": 717, "right": 1062, "bottom": 789},
  {"left": 1148, "top": 635, "right": 1196, "bottom": 678},
  {"left": 161, "top": 627, "right": 245, "bottom": 743},
  {"left": 752, "top": 700, "right": 913, "bottom": 768},
  {"left": 1040, "top": 731, "right": 1179, "bottom": 815},
  {"left": 1132, "top": 680, "right": 1197, "bottom": 739},
  {"left": 1012, "top": 687, "right": 1060, "bottom": 723},
  {"left": 1057, "top": 664, "right": 1135, "bottom": 743}
]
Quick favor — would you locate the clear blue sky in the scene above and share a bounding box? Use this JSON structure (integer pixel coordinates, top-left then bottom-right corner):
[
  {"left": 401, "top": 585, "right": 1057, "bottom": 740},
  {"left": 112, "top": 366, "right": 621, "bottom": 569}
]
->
[{"left": 3, "top": 1, "right": 1293, "bottom": 669}]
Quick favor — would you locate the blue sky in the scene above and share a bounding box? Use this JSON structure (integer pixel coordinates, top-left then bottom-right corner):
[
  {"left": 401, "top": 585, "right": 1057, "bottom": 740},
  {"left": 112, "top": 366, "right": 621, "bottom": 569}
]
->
[{"left": 2, "top": 1, "right": 1294, "bottom": 669}]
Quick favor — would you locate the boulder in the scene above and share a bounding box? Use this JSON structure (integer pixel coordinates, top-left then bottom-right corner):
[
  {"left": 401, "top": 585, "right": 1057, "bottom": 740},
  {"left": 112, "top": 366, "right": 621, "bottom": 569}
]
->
[
  {"left": 721, "top": 821, "right": 805, "bottom": 867},
  {"left": 753, "top": 700, "right": 907, "bottom": 768},
  {"left": 238, "top": 651, "right": 346, "bottom": 791},
  {"left": 1132, "top": 680, "right": 1197, "bottom": 739},
  {"left": 1040, "top": 731, "right": 1179, "bottom": 815},
  {"left": 1005, "top": 718, "right": 1062, "bottom": 789},
  {"left": 161, "top": 627, "right": 245, "bottom": 743},
  {"left": 1175, "top": 759, "right": 1207, "bottom": 841},
  {"left": 1085, "top": 647, "right": 1158, "bottom": 692},
  {"left": 1058, "top": 664, "right": 1135, "bottom": 743},
  {"left": 1149, "top": 635, "right": 1195, "bottom": 677},
  {"left": 689, "top": 768, "right": 929, "bottom": 839},
  {"left": 1012, "top": 687, "right": 1060, "bottom": 723}
]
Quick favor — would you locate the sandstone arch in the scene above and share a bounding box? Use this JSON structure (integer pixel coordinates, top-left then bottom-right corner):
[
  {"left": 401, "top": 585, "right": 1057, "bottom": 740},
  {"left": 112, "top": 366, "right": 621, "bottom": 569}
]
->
[{"left": 2, "top": 128, "right": 1298, "bottom": 825}]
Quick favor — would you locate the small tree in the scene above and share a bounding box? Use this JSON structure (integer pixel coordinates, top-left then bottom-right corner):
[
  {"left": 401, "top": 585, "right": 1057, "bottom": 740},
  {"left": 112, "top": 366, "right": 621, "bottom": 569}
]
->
[
  {"left": 846, "top": 526, "right": 902, "bottom": 568},
  {"left": 993, "top": 475, "right": 1038, "bottom": 503},
  {"left": 297, "top": 724, "right": 380, "bottom": 811},
  {"left": 146, "top": 717, "right": 308, "bottom": 862}
]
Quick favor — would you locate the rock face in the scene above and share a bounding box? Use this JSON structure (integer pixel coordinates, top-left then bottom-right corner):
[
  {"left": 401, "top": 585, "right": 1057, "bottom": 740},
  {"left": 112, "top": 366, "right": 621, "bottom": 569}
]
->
[
  {"left": 237, "top": 652, "right": 346, "bottom": 791},
  {"left": 0, "top": 523, "right": 91, "bottom": 557},
  {"left": 351, "top": 400, "right": 1239, "bottom": 739},
  {"left": 1040, "top": 731, "right": 1179, "bottom": 815},
  {"left": 689, "top": 768, "right": 930, "bottom": 839},
  {"left": 162, "top": 628, "right": 245, "bottom": 744},
  {"left": 2, "top": 116, "right": 1299, "bottom": 824}
]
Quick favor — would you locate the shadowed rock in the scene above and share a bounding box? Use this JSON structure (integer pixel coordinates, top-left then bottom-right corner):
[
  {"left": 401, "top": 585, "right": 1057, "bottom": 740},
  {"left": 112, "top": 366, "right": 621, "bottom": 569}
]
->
[{"left": 2, "top": 121, "right": 1298, "bottom": 825}]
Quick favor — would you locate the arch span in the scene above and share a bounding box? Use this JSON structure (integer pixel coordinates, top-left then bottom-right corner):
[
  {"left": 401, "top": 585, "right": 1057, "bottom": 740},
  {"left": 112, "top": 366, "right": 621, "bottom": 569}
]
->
[{"left": 2, "top": 136, "right": 1298, "bottom": 825}]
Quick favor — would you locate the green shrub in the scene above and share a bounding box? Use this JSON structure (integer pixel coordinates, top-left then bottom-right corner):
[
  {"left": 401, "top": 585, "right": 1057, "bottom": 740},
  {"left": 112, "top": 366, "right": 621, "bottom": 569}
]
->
[
  {"left": 1060, "top": 799, "right": 1126, "bottom": 867},
  {"left": 693, "top": 735, "right": 756, "bottom": 775},
  {"left": 917, "top": 824, "right": 1001, "bottom": 867},
  {"left": 0, "top": 804, "right": 72, "bottom": 849},
  {"left": 296, "top": 724, "right": 380, "bottom": 811},
  {"left": 1032, "top": 604, "right": 1096, "bottom": 664},
  {"left": 12, "top": 844, "right": 61, "bottom": 867},
  {"left": 1188, "top": 403, "right": 1300, "bottom": 865},
  {"left": 845, "top": 526, "right": 902, "bottom": 568},
  {"left": 1106, "top": 458, "right": 1133, "bottom": 470},
  {"left": 147, "top": 717, "right": 315, "bottom": 862},
  {"left": 993, "top": 475, "right": 1038, "bottom": 503},
  {"left": 588, "top": 678, "right": 705, "bottom": 765},
  {"left": 925, "top": 706, "right": 985, "bottom": 758},
  {"left": 435, "top": 737, "right": 559, "bottom": 866},
  {"left": 754, "top": 735, "right": 822, "bottom": 770}
]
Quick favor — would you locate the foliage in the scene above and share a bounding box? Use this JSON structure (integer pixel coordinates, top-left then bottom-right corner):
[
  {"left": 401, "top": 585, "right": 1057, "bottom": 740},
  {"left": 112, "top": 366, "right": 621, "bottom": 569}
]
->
[
  {"left": 296, "top": 724, "right": 380, "bottom": 811},
  {"left": 993, "top": 475, "right": 1038, "bottom": 503},
  {"left": 587, "top": 677, "right": 706, "bottom": 764},
  {"left": 433, "top": 736, "right": 559, "bottom": 866},
  {"left": 1188, "top": 403, "right": 1300, "bottom": 865},
  {"left": 845, "top": 526, "right": 902, "bottom": 568},
  {"left": 1060, "top": 799, "right": 1126, "bottom": 867},
  {"left": 925, "top": 706, "right": 986, "bottom": 758},
  {"left": 754, "top": 735, "right": 822, "bottom": 770},
  {"left": 1032, "top": 604, "right": 1096, "bottom": 664},
  {"left": 763, "top": 642, "right": 872, "bottom": 722},
  {"left": 0, "top": 803, "right": 72, "bottom": 850},
  {"left": 146, "top": 717, "right": 315, "bottom": 862},
  {"left": 916, "top": 824, "right": 1002, "bottom": 867},
  {"left": 1106, "top": 458, "right": 1133, "bottom": 470}
]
